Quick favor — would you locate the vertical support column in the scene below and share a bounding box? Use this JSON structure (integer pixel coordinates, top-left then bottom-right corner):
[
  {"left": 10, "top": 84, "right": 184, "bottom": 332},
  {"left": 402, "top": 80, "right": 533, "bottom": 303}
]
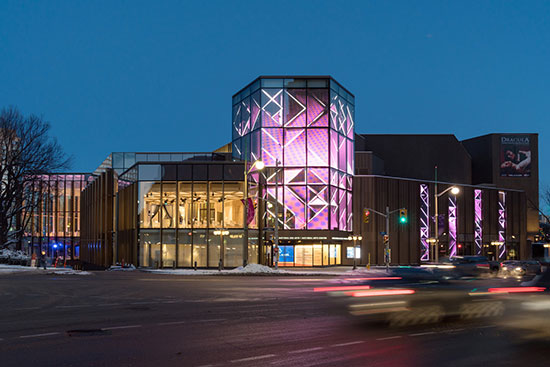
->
[
  {"left": 448, "top": 195, "right": 457, "bottom": 257},
  {"left": 498, "top": 191, "right": 507, "bottom": 259},
  {"left": 419, "top": 184, "right": 430, "bottom": 262},
  {"left": 474, "top": 189, "right": 483, "bottom": 255}
]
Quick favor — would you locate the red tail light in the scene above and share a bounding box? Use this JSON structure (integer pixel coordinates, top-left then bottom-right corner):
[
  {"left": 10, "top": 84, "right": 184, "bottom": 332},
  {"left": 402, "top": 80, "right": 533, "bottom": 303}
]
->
[
  {"left": 488, "top": 287, "right": 546, "bottom": 294},
  {"left": 476, "top": 263, "right": 490, "bottom": 268}
]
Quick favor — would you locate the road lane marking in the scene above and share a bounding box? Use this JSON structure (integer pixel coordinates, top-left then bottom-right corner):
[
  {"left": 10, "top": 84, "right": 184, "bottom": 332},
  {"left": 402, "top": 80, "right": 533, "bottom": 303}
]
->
[
  {"left": 55, "top": 305, "right": 87, "bottom": 308},
  {"left": 288, "top": 347, "right": 324, "bottom": 354},
  {"left": 102, "top": 325, "right": 142, "bottom": 331},
  {"left": 157, "top": 321, "right": 186, "bottom": 326},
  {"left": 409, "top": 331, "right": 436, "bottom": 337},
  {"left": 477, "top": 325, "right": 497, "bottom": 329},
  {"left": 331, "top": 340, "right": 365, "bottom": 347},
  {"left": 230, "top": 354, "right": 276, "bottom": 363},
  {"left": 19, "top": 332, "right": 60, "bottom": 339},
  {"left": 376, "top": 336, "right": 402, "bottom": 341},
  {"left": 98, "top": 303, "right": 121, "bottom": 306},
  {"left": 130, "top": 301, "right": 158, "bottom": 305},
  {"left": 445, "top": 328, "right": 465, "bottom": 333},
  {"left": 197, "top": 319, "right": 226, "bottom": 323}
]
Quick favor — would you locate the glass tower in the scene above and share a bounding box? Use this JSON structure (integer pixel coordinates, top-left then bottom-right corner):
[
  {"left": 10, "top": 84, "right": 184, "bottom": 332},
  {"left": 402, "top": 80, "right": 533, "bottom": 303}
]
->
[{"left": 232, "top": 77, "right": 354, "bottom": 231}]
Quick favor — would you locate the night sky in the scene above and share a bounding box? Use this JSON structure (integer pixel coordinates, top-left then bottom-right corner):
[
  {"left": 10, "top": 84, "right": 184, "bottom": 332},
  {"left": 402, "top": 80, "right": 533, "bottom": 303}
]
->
[{"left": 1, "top": 1, "right": 548, "bottom": 198}]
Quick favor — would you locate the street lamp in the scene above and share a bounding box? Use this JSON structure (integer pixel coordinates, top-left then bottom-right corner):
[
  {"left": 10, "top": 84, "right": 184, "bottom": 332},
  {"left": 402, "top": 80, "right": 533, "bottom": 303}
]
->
[
  {"left": 491, "top": 241, "right": 504, "bottom": 261},
  {"left": 433, "top": 180, "right": 460, "bottom": 263},
  {"left": 347, "top": 235, "right": 363, "bottom": 270},
  {"left": 243, "top": 160, "right": 264, "bottom": 267}
]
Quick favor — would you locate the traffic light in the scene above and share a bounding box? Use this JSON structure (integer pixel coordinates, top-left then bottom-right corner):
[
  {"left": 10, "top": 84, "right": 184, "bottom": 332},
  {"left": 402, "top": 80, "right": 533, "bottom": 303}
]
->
[
  {"left": 363, "top": 209, "right": 371, "bottom": 223},
  {"left": 399, "top": 209, "right": 408, "bottom": 223}
]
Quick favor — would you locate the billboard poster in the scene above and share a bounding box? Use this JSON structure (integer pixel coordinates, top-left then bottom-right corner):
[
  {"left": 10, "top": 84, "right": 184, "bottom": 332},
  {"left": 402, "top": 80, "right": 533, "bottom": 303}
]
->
[{"left": 500, "top": 135, "right": 531, "bottom": 177}]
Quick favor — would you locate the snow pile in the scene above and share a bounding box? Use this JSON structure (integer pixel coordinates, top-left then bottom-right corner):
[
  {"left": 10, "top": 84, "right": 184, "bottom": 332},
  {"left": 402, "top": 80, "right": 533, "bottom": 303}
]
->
[
  {"left": 230, "top": 264, "right": 285, "bottom": 274},
  {"left": 0, "top": 249, "right": 31, "bottom": 265},
  {"left": 108, "top": 264, "right": 137, "bottom": 271},
  {"left": 0, "top": 264, "right": 91, "bottom": 275}
]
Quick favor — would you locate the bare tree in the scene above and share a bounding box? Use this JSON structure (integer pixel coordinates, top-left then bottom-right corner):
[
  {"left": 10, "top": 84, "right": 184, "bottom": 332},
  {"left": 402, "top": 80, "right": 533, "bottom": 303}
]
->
[{"left": 0, "top": 107, "right": 70, "bottom": 249}]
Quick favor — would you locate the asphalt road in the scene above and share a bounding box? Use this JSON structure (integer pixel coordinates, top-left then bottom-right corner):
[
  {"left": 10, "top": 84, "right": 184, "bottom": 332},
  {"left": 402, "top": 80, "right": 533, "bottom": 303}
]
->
[{"left": 0, "top": 271, "right": 548, "bottom": 367}]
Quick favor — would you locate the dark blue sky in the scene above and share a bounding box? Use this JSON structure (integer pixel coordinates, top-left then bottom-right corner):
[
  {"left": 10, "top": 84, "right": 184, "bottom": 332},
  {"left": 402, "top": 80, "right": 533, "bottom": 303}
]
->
[{"left": 1, "top": 1, "right": 548, "bottom": 189}]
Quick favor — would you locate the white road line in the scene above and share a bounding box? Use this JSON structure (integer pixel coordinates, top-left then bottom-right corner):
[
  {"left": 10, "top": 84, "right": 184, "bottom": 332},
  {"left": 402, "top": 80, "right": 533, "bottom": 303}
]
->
[
  {"left": 409, "top": 331, "right": 437, "bottom": 337},
  {"left": 477, "top": 325, "right": 497, "bottom": 329},
  {"left": 446, "top": 328, "right": 465, "bottom": 333},
  {"left": 102, "top": 325, "right": 142, "bottom": 331},
  {"left": 161, "top": 301, "right": 178, "bottom": 303},
  {"left": 288, "top": 347, "right": 324, "bottom": 354},
  {"left": 376, "top": 336, "right": 402, "bottom": 341},
  {"left": 98, "top": 303, "right": 121, "bottom": 306},
  {"left": 331, "top": 340, "right": 365, "bottom": 347},
  {"left": 19, "top": 332, "right": 60, "bottom": 339},
  {"left": 130, "top": 301, "right": 158, "bottom": 305},
  {"left": 55, "top": 305, "right": 87, "bottom": 308},
  {"left": 157, "top": 321, "right": 186, "bottom": 326},
  {"left": 197, "top": 318, "right": 227, "bottom": 323},
  {"left": 230, "top": 354, "right": 276, "bottom": 363}
]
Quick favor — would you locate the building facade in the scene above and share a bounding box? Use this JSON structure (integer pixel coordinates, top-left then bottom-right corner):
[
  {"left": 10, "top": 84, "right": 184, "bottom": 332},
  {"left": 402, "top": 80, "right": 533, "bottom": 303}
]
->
[{"left": 30, "top": 75, "right": 538, "bottom": 269}]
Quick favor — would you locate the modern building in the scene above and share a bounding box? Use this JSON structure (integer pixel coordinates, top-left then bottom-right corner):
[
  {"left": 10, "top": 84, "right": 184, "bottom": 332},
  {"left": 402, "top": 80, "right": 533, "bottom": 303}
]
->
[{"left": 23, "top": 76, "right": 540, "bottom": 269}]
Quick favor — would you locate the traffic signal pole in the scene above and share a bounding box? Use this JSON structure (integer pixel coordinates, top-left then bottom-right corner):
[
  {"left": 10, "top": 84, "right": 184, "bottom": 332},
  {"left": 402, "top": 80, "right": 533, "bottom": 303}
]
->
[{"left": 364, "top": 206, "right": 407, "bottom": 272}]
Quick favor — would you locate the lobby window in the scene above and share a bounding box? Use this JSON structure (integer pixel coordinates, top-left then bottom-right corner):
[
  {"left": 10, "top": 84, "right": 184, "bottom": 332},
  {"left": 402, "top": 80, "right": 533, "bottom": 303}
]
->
[
  {"left": 177, "top": 230, "right": 192, "bottom": 267},
  {"left": 225, "top": 230, "right": 243, "bottom": 267},
  {"left": 192, "top": 183, "right": 208, "bottom": 228},
  {"left": 193, "top": 230, "right": 207, "bottom": 267},
  {"left": 223, "top": 182, "right": 244, "bottom": 228},
  {"left": 161, "top": 182, "right": 177, "bottom": 229},
  {"left": 139, "top": 182, "right": 161, "bottom": 229},
  {"left": 178, "top": 183, "right": 192, "bottom": 228},
  {"left": 162, "top": 230, "right": 176, "bottom": 268},
  {"left": 209, "top": 182, "right": 224, "bottom": 228}
]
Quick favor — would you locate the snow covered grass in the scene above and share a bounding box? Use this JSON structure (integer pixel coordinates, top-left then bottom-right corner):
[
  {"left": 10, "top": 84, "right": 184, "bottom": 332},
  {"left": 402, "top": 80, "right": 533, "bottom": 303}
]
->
[
  {"left": 0, "top": 264, "right": 91, "bottom": 275},
  {"left": 141, "top": 264, "right": 391, "bottom": 276}
]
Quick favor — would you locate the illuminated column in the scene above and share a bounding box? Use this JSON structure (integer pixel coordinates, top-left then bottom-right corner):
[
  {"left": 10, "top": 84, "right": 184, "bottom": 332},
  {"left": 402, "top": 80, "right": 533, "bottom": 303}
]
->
[
  {"left": 420, "top": 184, "right": 430, "bottom": 261},
  {"left": 498, "top": 191, "right": 506, "bottom": 258},
  {"left": 448, "top": 195, "right": 457, "bottom": 257},
  {"left": 474, "top": 189, "right": 483, "bottom": 255}
]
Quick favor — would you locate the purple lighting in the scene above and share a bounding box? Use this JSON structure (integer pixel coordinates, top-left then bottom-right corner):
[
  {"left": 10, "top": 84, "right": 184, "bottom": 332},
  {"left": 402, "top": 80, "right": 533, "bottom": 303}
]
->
[
  {"left": 448, "top": 195, "right": 457, "bottom": 257},
  {"left": 234, "top": 78, "right": 353, "bottom": 232},
  {"left": 420, "top": 184, "right": 430, "bottom": 261},
  {"left": 498, "top": 191, "right": 506, "bottom": 259},
  {"left": 474, "top": 189, "right": 483, "bottom": 255}
]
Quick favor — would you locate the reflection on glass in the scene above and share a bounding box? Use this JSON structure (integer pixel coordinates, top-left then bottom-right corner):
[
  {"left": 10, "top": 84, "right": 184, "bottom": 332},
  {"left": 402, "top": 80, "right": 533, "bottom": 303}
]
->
[
  {"left": 178, "top": 230, "right": 192, "bottom": 267},
  {"left": 193, "top": 230, "right": 207, "bottom": 267},
  {"left": 140, "top": 230, "right": 160, "bottom": 266},
  {"left": 162, "top": 230, "right": 176, "bottom": 267},
  {"left": 225, "top": 231, "right": 243, "bottom": 267},
  {"left": 161, "top": 183, "right": 177, "bottom": 228},
  {"left": 208, "top": 231, "right": 221, "bottom": 268}
]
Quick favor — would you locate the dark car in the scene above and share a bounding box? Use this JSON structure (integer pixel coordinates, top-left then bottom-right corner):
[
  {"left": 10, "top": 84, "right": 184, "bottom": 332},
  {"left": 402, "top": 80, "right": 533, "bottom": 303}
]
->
[
  {"left": 500, "top": 260, "right": 542, "bottom": 277},
  {"left": 423, "top": 255, "right": 497, "bottom": 278}
]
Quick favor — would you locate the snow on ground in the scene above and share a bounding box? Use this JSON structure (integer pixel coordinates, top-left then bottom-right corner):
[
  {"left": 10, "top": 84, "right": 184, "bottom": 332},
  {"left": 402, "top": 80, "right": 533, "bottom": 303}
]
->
[
  {"left": 0, "top": 264, "right": 91, "bottom": 275},
  {"left": 108, "top": 265, "right": 137, "bottom": 271},
  {"left": 141, "top": 264, "right": 393, "bottom": 276}
]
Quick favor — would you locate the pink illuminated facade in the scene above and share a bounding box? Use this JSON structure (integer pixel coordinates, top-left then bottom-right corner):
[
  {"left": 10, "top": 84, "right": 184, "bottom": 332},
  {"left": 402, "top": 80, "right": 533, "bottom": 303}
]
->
[{"left": 232, "top": 77, "right": 354, "bottom": 232}]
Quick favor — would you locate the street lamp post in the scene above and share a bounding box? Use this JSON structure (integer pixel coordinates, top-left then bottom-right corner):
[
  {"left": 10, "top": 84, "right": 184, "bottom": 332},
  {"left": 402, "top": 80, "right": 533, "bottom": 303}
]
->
[
  {"left": 491, "top": 241, "right": 504, "bottom": 261},
  {"left": 433, "top": 167, "right": 460, "bottom": 262},
  {"left": 243, "top": 160, "right": 264, "bottom": 267},
  {"left": 347, "top": 235, "right": 363, "bottom": 270}
]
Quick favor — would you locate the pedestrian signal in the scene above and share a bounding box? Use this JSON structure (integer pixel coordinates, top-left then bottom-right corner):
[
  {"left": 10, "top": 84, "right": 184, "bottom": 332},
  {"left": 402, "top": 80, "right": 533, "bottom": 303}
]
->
[{"left": 399, "top": 209, "right": 408, "bottom": 223}]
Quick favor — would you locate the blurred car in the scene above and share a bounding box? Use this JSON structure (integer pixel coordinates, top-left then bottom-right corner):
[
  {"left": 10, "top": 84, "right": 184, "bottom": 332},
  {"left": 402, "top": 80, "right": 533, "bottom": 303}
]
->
[
  {"left": 422, "top": 255, "right": 498, "bottom": 278},
  {"left": 500, "top": 260, "right": 542, "bottom": 277},
  {"left": 320, "top": 268, "right": 509, "bottom": 327}
]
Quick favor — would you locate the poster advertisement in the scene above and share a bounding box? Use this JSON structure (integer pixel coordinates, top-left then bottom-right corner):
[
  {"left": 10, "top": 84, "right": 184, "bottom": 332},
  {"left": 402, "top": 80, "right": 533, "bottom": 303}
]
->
[{"left": 500, "top": 135, "right": 531, "bottom": 177}]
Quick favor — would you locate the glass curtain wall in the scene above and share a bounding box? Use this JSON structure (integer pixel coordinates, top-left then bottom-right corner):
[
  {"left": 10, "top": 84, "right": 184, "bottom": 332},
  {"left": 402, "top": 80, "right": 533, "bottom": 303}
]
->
[
  {"left": 137, "top": 164, "right": 248, "bottom": 268},
  {"left": 24, "top": 174, "right": 91, "bottom": 259},
  {"left": 232, "top": 78, "right": 354, "bottom": 232}
]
